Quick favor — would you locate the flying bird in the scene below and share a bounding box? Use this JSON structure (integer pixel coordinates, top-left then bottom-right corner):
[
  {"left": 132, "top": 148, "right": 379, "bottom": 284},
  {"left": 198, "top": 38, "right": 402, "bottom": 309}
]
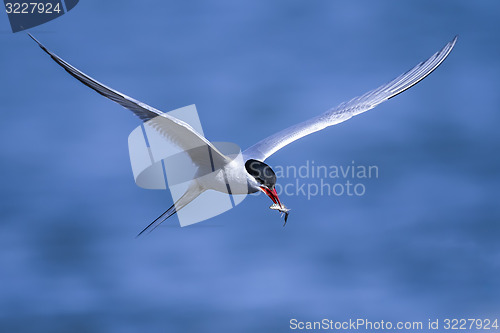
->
[{"left": 29, "top": 34, "right": 457, "bottom": 234}]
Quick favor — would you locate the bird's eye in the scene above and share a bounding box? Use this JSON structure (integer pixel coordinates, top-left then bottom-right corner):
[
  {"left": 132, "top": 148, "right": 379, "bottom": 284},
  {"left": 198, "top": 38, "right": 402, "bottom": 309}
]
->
[{"left": 245, "top": 159, "right": 276, "bottom": 188}]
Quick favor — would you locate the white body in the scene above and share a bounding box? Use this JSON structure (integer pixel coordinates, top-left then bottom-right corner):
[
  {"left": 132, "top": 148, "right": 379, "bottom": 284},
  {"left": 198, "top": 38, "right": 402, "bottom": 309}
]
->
[{"left": 29, "top": 34, "right": 457, "bottom": 233}]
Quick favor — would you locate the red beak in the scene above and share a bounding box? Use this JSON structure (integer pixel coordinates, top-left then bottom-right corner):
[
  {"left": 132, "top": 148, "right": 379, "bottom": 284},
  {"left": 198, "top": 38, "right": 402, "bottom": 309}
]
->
[{"left": 260, "top": 186, "right": 282, "bottom": 208}]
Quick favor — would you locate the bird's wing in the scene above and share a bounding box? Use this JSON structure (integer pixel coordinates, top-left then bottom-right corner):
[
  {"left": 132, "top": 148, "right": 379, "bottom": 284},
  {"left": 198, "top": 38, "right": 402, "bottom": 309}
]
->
[
  {"left": 29, "top": 33, "right": 229, "bottom": 167},
  {"left": 244, "top": 36, "right": 457, "bottom": 162}
]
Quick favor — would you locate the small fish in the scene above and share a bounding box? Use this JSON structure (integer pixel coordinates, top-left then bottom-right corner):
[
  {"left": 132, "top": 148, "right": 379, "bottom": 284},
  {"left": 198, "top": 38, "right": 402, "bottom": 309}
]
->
[{"left": 269, "top": 203, "right": 290, "bottom": 226}]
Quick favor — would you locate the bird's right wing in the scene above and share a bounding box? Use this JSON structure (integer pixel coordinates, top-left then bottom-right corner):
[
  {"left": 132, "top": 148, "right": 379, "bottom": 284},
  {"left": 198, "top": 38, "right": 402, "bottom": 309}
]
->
[
  {"left": 29, "top": 33, "right": 229, "bottom": 168},
  {"left": 244, "top": 36, "right": 457, "bottom": 162}
]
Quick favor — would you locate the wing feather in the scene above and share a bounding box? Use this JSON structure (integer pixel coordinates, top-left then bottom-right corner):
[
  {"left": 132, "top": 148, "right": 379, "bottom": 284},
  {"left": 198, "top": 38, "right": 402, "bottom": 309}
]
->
[
  {"left": 244, "top": 36, "right": 457, "bottom": 161},
  {"left": 29, "top": 34, "right": 228, "bottom": 167}
]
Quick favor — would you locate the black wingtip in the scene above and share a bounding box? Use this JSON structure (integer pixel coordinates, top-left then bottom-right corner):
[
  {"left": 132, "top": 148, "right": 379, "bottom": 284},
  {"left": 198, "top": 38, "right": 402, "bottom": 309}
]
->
[
  {"left": 27, "top": 32, "right": 40, "bottom": 45},
  {"left": 27, "top": 32, "right": 50, "bottom": 55}
]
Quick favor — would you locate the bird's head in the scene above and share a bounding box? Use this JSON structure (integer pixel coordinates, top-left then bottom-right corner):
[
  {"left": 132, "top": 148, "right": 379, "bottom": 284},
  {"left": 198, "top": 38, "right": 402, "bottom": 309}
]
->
[{"left": 245, "top": 159, "right": 282, "bottom": 208}]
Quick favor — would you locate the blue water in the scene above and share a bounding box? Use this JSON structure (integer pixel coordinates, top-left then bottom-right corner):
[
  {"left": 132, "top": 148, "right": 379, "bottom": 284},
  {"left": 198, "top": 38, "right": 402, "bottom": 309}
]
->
[{"left": 1, "top": 1, "right": 499, "bottom": 332}]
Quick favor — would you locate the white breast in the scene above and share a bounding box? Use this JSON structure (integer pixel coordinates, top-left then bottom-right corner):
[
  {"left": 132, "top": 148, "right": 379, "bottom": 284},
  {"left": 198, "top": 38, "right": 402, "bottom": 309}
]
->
[{"left": 194, "top": 158, "right": 258, "bottom": 195}]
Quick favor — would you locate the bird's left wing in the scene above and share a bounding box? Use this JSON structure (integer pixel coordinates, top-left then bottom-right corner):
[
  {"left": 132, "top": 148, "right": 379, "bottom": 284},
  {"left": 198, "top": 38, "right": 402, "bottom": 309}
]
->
[
  {"left": 244, "top": 36, "right": 457, "bottom": 162},
  {"left": 29, "top": 34, "right": 229, "bottom": 168}
]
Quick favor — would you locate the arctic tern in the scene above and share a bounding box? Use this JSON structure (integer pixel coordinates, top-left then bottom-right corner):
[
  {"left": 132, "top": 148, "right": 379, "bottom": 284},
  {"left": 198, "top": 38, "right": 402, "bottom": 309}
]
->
[{"left": 29, "top": 34, "right": 457, "bottom": 233}]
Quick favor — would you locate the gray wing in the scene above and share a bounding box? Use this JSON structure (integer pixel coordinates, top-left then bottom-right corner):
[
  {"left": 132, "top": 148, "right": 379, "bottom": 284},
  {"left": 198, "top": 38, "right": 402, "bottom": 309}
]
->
[
  {"left": 244, "top": 36, "right": 457, "bottom": 162},
  {"left": 29, "top": 34, "right": 229, "bottom": 167}
]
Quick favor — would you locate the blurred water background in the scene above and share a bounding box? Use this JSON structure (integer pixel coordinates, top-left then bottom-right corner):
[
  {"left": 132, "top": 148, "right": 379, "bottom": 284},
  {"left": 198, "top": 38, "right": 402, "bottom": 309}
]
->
[{"left": 1, "top": 1, "right": 499, "bottom": 332}]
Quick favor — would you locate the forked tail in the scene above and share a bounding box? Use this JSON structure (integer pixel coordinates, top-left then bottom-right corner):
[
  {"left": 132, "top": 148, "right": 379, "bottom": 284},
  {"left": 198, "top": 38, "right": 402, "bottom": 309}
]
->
[{"left": 136, "top": 182, "right": 203, "bottom": 236}]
